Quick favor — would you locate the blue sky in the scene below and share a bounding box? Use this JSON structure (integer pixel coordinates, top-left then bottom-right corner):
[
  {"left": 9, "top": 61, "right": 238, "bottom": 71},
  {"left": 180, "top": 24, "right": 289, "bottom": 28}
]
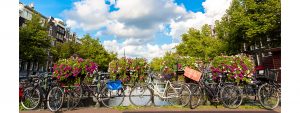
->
[
  {"left": 20, "top": 0, "right": 231, "bottom": 59},
  {"left": 20, "top": 0, "right": 205, "bottom": 18},
  {"left": 20, "top": 0, "right": 205, "bottom": 39}
]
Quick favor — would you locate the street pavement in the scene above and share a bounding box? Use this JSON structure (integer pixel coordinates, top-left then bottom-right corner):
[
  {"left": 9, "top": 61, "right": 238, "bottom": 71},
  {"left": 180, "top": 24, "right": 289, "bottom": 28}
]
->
[
  {"left": 124, "top": 111, "right": 278, "bottom": 113},
  {"left": 20, "top": 106, "right": 280, "bottom": 113}
]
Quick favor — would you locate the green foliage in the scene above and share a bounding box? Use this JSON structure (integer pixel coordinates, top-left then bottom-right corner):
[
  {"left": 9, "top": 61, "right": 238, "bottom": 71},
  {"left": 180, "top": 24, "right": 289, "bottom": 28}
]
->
[
  {"left": 176, "top": 25, "right": 226, "bottom": 61},
  {"left": 19, "top": 103, "right": 25, "bottom": 111},
  {"left": 215, "top": 0, "right": 281, "bottom": 54},
  {"left": 19, "top": 14, "right": 51, "bottom": 63},
  {"left": 78, "top": 34, "right": 116, "bottom": 71},
  {"left": 108, "top": 58, "right": 148, "bottom": 84},
  {"left": 149, "top": 57, "right": 164, "bottom": 72},
  {"left": 52, "top": 34, "right": 117, "bottom": 72},
  {"left": 52, "top": 41, "right": 80, "bottom": 61},
  {"left": 149, "top": 52, "right": 202, "bottom": 81}
]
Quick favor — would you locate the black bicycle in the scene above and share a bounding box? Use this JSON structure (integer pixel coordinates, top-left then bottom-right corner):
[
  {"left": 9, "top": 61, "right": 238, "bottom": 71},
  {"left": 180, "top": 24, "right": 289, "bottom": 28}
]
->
[
  {"left": 257, "top": 68, "right": 281, "bottom": 110},
  {"left": 21, "top": 72, "right": 64, "bottom": 112},
  {"left": 189, "top": 72, "right": 243, "bottom": 109},
  {"left": 77, "top": 72, "right": 126, "bottom": 108},
  {"left": 62, "top": 84, "right": 82, "bottom": 110}
]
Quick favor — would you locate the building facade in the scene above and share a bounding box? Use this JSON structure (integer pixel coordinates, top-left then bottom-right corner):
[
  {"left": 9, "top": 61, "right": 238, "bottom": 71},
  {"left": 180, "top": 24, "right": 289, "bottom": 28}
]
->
[{"left": 19, "top": 2, "right": 79, "bottom": 77}]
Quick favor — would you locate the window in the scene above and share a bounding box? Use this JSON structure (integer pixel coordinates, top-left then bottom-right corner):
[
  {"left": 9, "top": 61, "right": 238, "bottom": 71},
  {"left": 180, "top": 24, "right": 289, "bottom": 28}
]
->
[{"left": 49, "top": 26, "right": 52, "bottom": 35}]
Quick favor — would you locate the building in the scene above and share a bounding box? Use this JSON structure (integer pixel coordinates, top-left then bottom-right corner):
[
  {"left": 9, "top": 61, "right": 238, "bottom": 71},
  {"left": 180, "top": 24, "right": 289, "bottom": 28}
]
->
[
  {"left": 242, "top": 38, "right": 281, "bottom": 82},
  {"left": 48, "top": 16, "right": 67, "bottom": 45},
  {"left": 19, "top": 2, "right": 47, "bottom": 27},
  {"left": 19, "top": 2, "right": 79, "bottom": 76}
]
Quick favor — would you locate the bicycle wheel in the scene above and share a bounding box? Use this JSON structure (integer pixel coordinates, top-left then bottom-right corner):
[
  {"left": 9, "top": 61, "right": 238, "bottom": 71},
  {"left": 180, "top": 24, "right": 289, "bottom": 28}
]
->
[
  {"left": 101, "top": 87, "right": 125, "bottom": 108},
  {"left": 258, "top": 83, "right": 280, "bottom": 110},
  {"left": 47, "top": 86, "right": 64, "bottom": 112},
  {"left": 166, "top": 84, "right": 191, "bottom": 106},
  {"left": 21, "top": 86, "right": 41, "bottom": 110},
  {"left": 65, "top": 85, "right": 82, "bottom": 110},
  {"left": 220, "top": 85, "right": 243, "bottom": 109},
  {"left": 129, "top": 85, "right": 152, "bottom": 106},
  {"left": 178, "top": 84, "right": 192, "bottom": 106},
  {"left": 189, "top": 83, "right": 202, "bottom": 109}
]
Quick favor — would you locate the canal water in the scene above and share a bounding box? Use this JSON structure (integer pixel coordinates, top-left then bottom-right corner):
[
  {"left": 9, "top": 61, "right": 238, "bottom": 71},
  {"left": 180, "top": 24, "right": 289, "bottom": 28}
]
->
[{"left": 105, "top": 79, "right": 171, "bottom": 106}]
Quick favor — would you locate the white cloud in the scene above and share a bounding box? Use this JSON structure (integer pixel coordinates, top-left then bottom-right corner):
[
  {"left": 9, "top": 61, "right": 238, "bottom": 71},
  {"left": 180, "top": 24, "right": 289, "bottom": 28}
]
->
[
  {"left": 168, "top": 0, "right": 232, "bottom": 41},
  {"left": 63, "top": 0, "right": 233, "bottom": 59},
  {"left": 95, "top": 31, "right": 103, "bottom": 37},
  {"left": 106, "top": 0, "right": 186, "bottom": 39},
  {"left": 63, "top": 0, "right": 110, "bottom": 31},
  {"left": 203, "top": 0, "right": 232, "bottom": 21},
  {"left": 103, "top": 40, "right": 120, "bottom": 53},
  {"left": 105, "top": 21, "right": 155, "bottom": 39},
  {"left": 169, "top": 12, "right": 208, "bottom": 42},
  {"left": 64, "top": 0, "right": 232, "bottom": 40},
  {"left": 64, "top": 0, "right": 186, "bottom": 39},
  {"left": 103, "top": 39, "right": 178, "bottom": 60}
]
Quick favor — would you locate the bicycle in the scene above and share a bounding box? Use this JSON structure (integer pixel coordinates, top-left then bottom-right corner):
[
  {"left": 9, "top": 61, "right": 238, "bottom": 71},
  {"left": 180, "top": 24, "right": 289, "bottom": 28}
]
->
[
  {"left": 129, "top": 72, "right": 191, "bottom": 107},
  {"left": 62, "top": 84, "right": 82, "bottom": 110},
  {"left": 257, "top": 68, "right": 281, "bottom": 110},
  {"left": 20, "top": 72, "right": 64, "bottom": 112},
  {"left": 189, "top": 72, "right": 243, "bottom": 109},
  {"left": 76, "top": 72, "right": 125, "bottom": 108}
]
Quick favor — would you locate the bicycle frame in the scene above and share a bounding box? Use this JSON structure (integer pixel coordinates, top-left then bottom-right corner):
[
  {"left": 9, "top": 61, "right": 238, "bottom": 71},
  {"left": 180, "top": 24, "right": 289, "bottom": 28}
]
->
[
  {"left": 147, "top": 80, "right": 179, "bottom": 99},
  {"left": 203, "top": 82, "right": 222, "bottom": 101},
  {"left": 80, "top": 81, "right": 103, "bottom": 98}
]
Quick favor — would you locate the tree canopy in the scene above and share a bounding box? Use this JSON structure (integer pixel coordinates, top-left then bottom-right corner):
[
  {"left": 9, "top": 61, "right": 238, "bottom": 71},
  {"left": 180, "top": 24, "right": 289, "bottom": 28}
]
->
[
  {"left": 52, "top": 34, "right": 117, "bottom": 71},
  {"left": 215, "top": 0, "right": 281, "bottom": 54},
  {"left": 19, "top": 14, "right": 51, "bottom": 63},
  {"left": 176, "top": 24, "right": 225, "bottom": 61},
  {"left": 78, "top": 34, "right": 117, "bottom": 71}
]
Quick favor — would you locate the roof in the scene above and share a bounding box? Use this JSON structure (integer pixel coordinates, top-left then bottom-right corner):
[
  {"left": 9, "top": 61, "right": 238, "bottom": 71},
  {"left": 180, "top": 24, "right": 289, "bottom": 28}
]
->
[{"left": 19, "top": 2, "right": 47, "bottom": 19}]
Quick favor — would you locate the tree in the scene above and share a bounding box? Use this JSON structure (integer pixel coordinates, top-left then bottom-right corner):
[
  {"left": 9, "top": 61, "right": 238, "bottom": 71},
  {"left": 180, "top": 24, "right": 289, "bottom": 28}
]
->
[
  {"left": 51, "top": 34, "right": 117, "bottom": 71},
  {"left": 77, "top": 34, "right": 117, "bottom": 71},
  {"left": 215, "top": 0, "right": 281, "bottom": 55},
  {"left": 176, "top": 24, "right": 225, "bottom": 61},
  {"left": 52, "top": 41, "right": 80, "bottom": 61},
  {"left": 19, "top": 14, "right": 51, "bottom": 75}
]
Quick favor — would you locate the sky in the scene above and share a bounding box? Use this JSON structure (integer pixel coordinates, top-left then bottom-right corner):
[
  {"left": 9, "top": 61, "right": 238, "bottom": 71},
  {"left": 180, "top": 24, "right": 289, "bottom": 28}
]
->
[{"left": 20, "top": 0, "right": 232, "bottom": 60}]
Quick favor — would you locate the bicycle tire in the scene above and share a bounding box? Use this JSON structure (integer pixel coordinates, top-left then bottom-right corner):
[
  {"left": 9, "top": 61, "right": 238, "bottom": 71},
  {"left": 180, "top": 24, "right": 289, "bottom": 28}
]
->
[
  {"left": 101, "top": 86, "right": 125, "bottom": 108},
  {"left": 129, "top": 85, "right": 152, "bottom": 106},
  {"left": 258, "top": 83, "right": 280, "bottom": 110},
  {"left": 178, "top": 84, "right": 192, "bottom": 107},
  {"left": 47, "top": 86, "right": 64, "bottom": 112},
  {"left": 65, "top": 85, "right": 82, "bottom": 110},
  {"left": 21, "top": 86, "right": 41, "bottom": 110},
  {"left": 166, "top": 83, "right": 191, "bottom": 106},
  {"left": 220, "top": 85, "right": 243, "bottom": 109},
  {"left": 189, "top": 83, "right": 203, "bottom": 109}
]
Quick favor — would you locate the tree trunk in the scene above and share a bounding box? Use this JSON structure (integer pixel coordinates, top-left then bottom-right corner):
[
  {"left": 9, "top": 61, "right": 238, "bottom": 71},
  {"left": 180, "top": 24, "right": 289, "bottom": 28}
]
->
[
  {"left": 32, "top": 61, "right": 36, "bottom": 74},
  {"left": 26, "top": 61, "right": 31, "bottom": 77}
]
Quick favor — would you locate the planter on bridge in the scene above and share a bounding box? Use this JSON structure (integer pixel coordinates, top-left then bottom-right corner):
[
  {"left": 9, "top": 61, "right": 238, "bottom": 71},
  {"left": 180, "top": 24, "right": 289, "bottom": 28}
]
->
[
  {"left": 52, "top": 57, "right": 98, "bottom": 86},
  {"left": 210, "top": 54, "right": 255, "bottom": 84},
  {"left": 108, "top": 57, "right": 148, "bottom": 84}
]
